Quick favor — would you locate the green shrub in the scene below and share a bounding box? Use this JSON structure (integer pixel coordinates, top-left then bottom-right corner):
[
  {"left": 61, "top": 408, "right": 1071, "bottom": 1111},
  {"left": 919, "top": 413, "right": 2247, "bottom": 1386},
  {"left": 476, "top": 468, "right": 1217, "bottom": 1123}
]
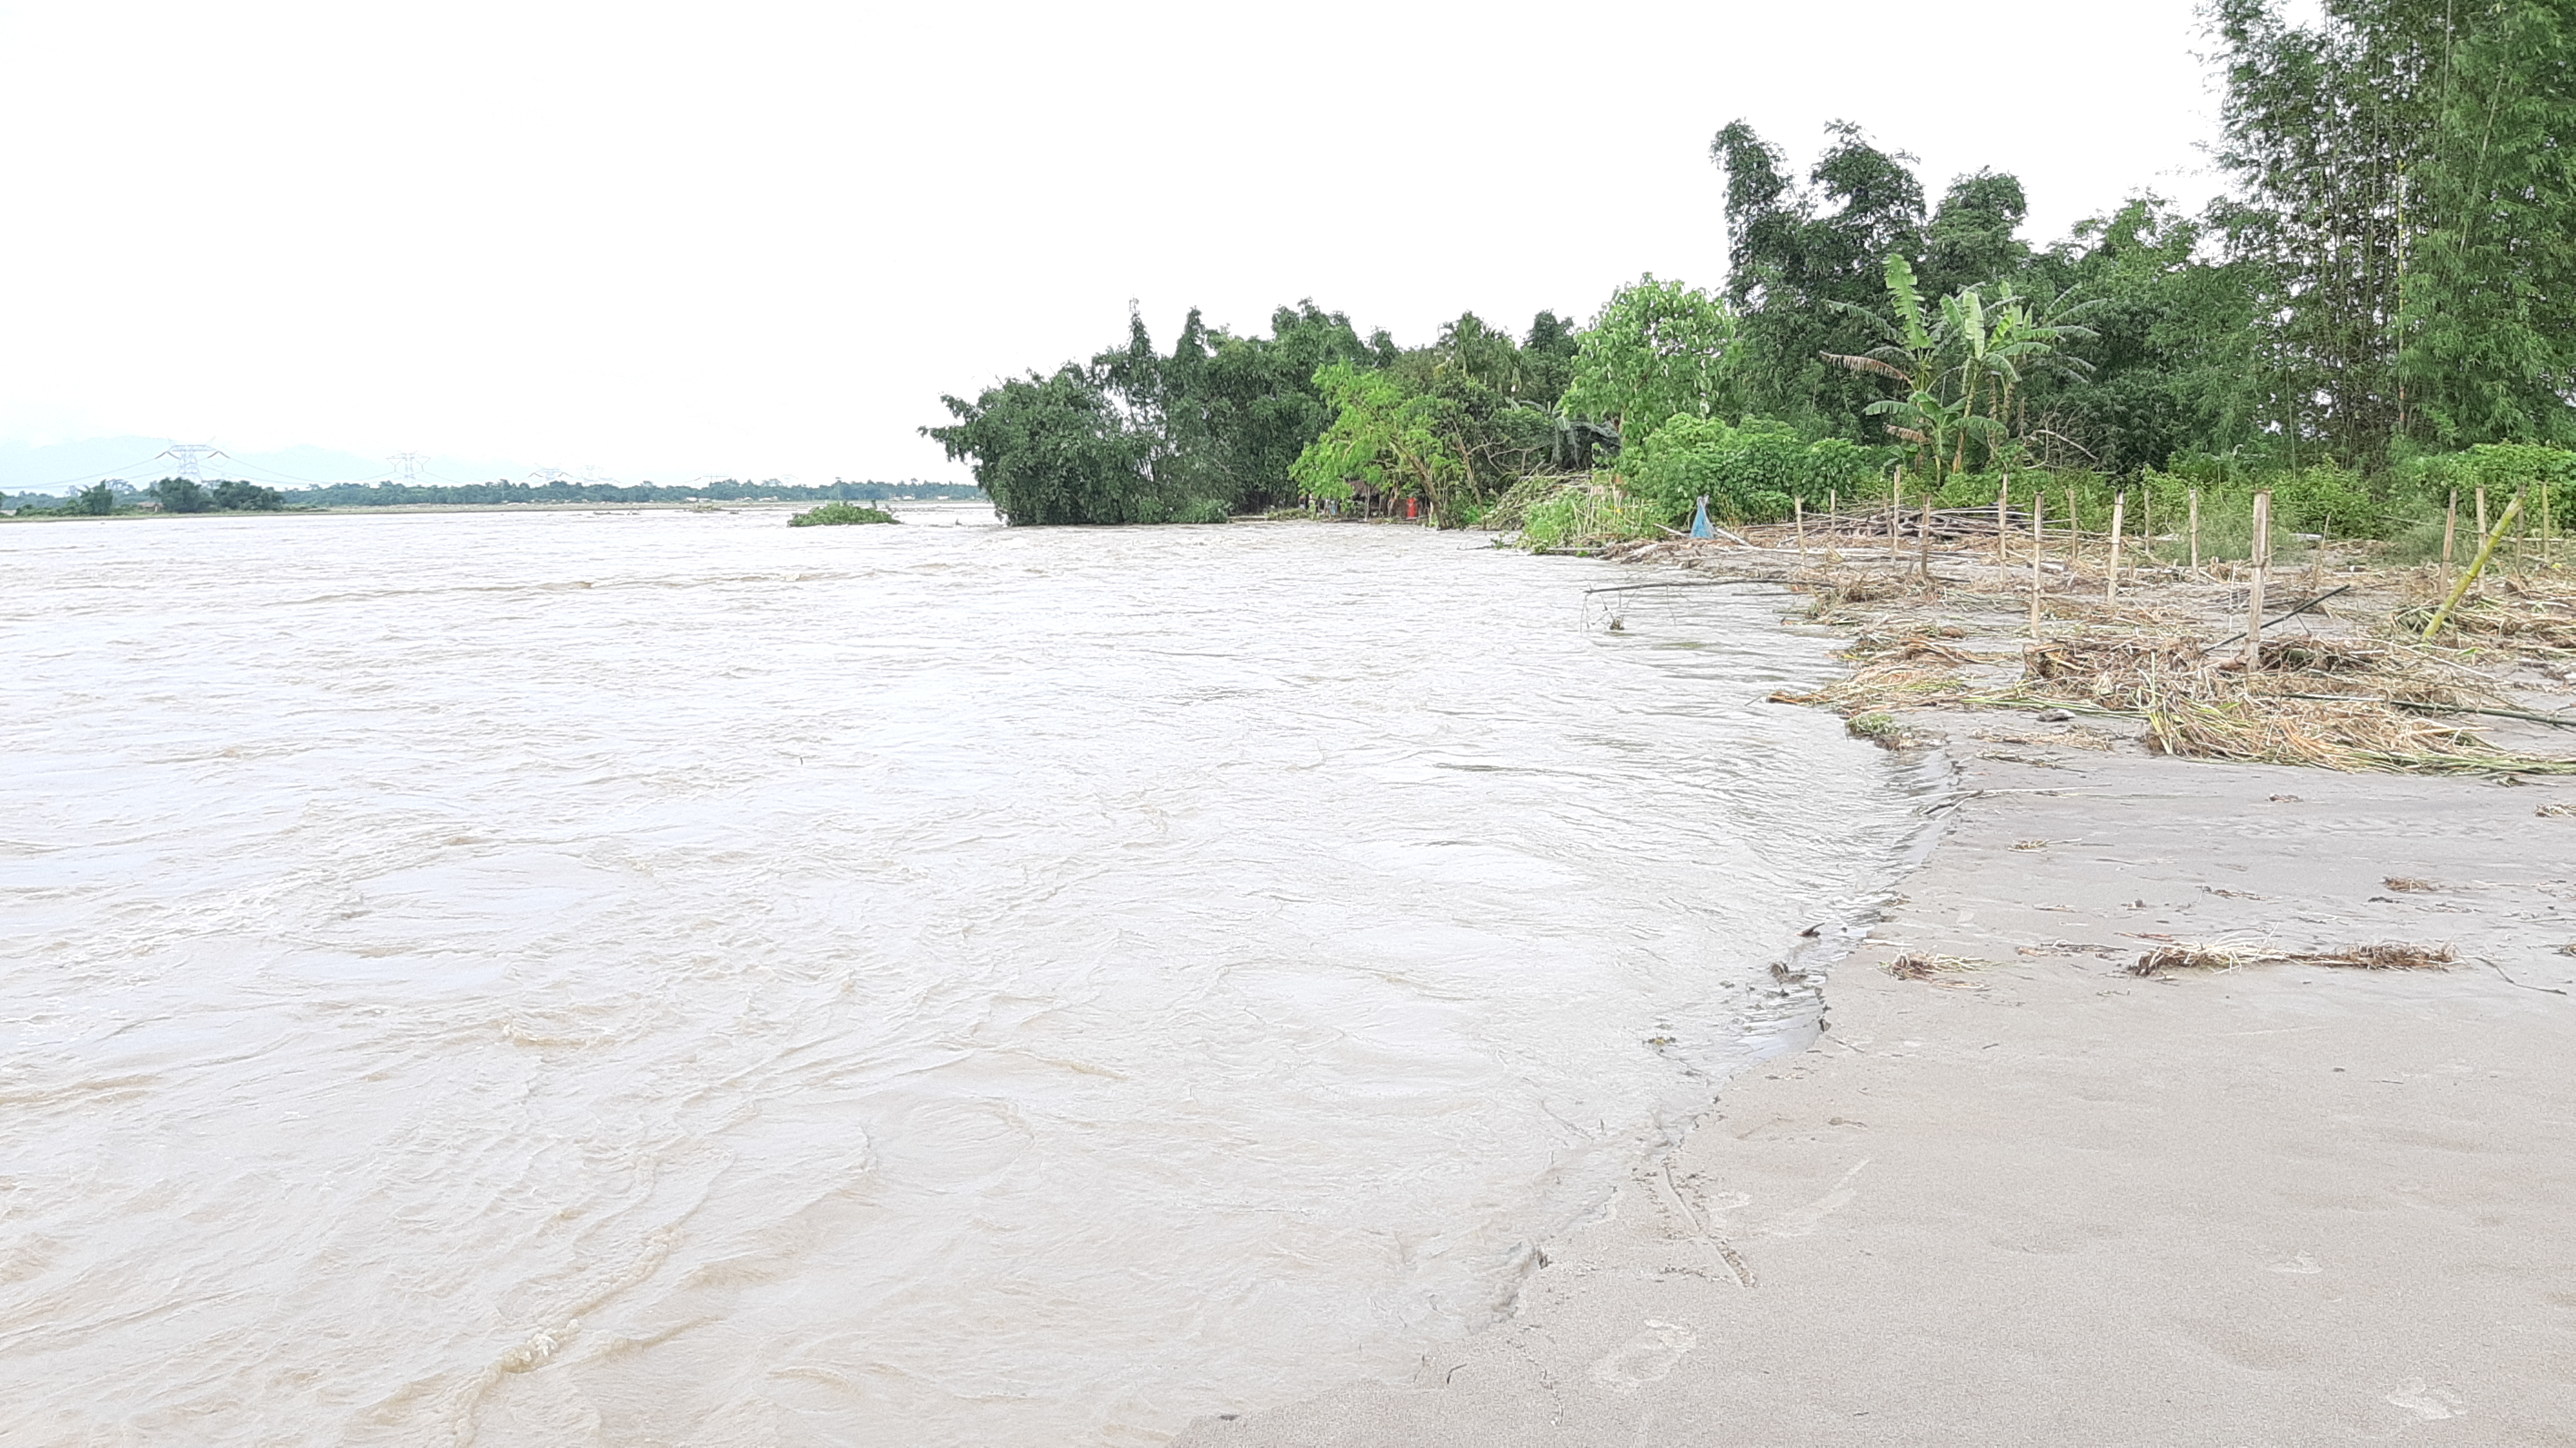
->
[
  {"left": 1624, "top": 417, "right": 1887, "bottom": 524},
  {"left": 1520, "top": 483, "right": 1658, "bottom": 550},
  {"left": 788, "top": 502, "right": 898, "bottom": 527}
]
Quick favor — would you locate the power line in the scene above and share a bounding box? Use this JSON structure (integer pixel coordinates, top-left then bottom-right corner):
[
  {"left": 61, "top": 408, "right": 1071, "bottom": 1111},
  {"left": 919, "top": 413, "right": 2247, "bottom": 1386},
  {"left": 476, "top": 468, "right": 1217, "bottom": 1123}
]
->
[{"left": 156, "top": 444, "right": 229, "bottom": 481}]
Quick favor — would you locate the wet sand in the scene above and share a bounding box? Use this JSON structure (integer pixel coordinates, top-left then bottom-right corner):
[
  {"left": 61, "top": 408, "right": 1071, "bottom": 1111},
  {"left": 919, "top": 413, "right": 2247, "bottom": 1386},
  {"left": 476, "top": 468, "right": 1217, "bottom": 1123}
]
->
[{"left": 1179, "top": 720, "right": 2576, "bottom": 1445}]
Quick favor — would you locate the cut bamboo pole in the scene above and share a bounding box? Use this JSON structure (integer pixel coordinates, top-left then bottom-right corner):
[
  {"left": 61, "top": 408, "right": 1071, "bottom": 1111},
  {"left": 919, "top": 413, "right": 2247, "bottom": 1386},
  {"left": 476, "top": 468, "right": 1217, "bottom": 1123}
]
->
[
  {"left": 2443, "top": 489, "right": 2459, "bottom": 587},
  {"left": 1794, "top": 496, "right": 1806, "bottom": 558},
  {"left": 2243, "top": 490, "right": 2273, "bottom": 674},
  {"left": 2107, "top": 490, "right": 2126, "bottom": 601},
  {"left": 2311, "top": 515, "right": 2327, "bottom": 593},
  {"left": 2029, "top": 491, "right": 2046, "bottom": 639},
  {"left": 1917, "top": 486, "right": 1933, "bottom": 579},
  {"left": 2064, "top": 487, "right": 2078, "bottom": 569},
  {"left": 2477, "top": 487, "right": 2491, "bottom": 596},
  {"left": 2188, "top": 488, "right": 2201, "bottom": 571},
  {"left": 2420, "top": 492, "right": 2526, "bottom": 639},
  {"left": 1995, "top": 480, "right": 2009, "bottom": 566},
  {"left": 2142, "top": 487, "right": 2153, "bottom": 564},
  {"left": 1889, "top": 471, "right": 1903, "bottom": 561}
]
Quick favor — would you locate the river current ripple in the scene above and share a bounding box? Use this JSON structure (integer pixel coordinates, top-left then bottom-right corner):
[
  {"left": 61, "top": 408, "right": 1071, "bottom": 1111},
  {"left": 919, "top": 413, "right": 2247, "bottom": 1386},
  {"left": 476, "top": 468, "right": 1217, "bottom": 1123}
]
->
[{"left": 1, "top": 508, "right": 1925, "bottom": 1446}]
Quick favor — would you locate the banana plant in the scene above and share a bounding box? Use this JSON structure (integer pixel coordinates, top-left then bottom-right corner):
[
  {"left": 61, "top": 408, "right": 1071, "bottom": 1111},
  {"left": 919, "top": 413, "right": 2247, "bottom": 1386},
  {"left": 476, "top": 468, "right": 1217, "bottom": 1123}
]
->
[{"left": 1826, "top": 256, "right": 2098, "bottom": 478}]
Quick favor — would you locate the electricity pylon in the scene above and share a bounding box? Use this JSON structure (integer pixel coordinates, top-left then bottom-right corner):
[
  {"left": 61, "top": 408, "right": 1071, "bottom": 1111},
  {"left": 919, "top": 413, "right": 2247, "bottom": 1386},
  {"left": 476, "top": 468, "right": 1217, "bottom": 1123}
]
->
[{"left": 156, "top": 444, "right": 228, "bottom": 480}]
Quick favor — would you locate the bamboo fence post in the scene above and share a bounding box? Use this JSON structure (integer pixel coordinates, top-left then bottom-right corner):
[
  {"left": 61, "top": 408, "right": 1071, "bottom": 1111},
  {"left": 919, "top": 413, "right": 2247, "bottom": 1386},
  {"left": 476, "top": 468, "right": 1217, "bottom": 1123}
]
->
[
  {"left": 2188, "top": 488, "right": 2201, "bottom": 571},
  {"left": 1995, "top": 480, "right": 2009, "bottom": 565},
  {"left": 2243, "top": 490, "right": 2273, "bottom": 674},
  {"left": 2477, "top": 487, "right": 2490, "bottom": 595},
  {"left": 1917, "top": 486, "right": 1934, "bottom": 579},
  {"left": 1794, "top": 495, "right": 1806, "bottom": 558},
  {"left": 2443, "top": 488, "right": 2459, "bottom": 587},
  {"left": 2312, "top": 515, "right": 2328, "bottom": 593},
  {"left": 2420, "top": 492, "right": 2526, "bottom": 639},
  {"left": 1890, "top": 470, "right": 1903, "bottom": 561},
  {"left": 2545, "top": 481, "right": 2556, "bottom": 569},
  {"left": 2029, "top": 491, "right": 2046, "bottom": 639},
  {"left": 2107, "top": 490, "right": 2126, "bottom": 601},
  {"left": 1826, "top": 488, "right": 1839, "bottom": 562},
  {"left": 2064, "top": 486, "right": 2078, "bottom": 570}
]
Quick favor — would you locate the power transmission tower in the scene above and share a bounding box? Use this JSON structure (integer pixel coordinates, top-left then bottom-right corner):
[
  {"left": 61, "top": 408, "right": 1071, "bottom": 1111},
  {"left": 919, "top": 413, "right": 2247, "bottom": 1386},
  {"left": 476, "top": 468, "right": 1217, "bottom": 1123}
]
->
[
  {"left": 156, "top": 444, "right": 228, "bottom": 480},
  {"left": 389, "top": 452, "right": 428, "bottom": 484}
]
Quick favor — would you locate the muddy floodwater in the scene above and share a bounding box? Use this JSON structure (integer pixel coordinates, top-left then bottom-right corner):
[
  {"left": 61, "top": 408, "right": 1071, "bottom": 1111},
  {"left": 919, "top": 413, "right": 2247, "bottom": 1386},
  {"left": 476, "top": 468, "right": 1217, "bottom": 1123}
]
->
[{"left": 1, "top": 507, "right": 1927, "bottom": 1446}]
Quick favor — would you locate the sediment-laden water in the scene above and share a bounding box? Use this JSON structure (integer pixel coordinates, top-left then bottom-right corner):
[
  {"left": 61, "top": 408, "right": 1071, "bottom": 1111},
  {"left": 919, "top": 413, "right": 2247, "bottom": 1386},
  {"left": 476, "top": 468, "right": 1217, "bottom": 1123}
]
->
[{"left": 0, "top": 507, "right": 1926, "bottom": 1446}]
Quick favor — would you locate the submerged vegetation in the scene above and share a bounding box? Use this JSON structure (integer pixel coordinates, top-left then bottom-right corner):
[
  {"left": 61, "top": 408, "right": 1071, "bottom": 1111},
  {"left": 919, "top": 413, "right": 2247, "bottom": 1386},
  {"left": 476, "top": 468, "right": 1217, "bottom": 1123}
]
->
[
  {"left": 931, "top": 0, "right": 2576, "bottom": 544},
  {"left": 788, "top": 502, "right": 898, "bottom": 527}
]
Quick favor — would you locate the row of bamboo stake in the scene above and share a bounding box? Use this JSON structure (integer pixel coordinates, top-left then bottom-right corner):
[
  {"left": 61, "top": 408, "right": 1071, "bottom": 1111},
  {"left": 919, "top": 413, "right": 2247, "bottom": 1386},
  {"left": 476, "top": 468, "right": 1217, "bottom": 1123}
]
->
[
  {"left": 1781, "top": 482, "right": 2560, "bottom": 580},
  {"left": 1772, "top": 480, "right": 2546, "bottom": 664}
]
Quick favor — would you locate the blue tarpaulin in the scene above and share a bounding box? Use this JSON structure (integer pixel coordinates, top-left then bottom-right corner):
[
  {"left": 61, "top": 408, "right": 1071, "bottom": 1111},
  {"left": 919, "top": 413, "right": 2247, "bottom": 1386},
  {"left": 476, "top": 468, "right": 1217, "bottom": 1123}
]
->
[{"left": 1689, "top": 497, "right": 1712, "bottom": 539}]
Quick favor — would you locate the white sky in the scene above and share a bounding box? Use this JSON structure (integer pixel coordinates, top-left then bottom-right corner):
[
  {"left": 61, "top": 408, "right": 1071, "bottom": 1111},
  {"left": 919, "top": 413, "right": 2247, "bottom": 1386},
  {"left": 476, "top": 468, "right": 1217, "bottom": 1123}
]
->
[{"left": 0, "top": 1, "right": 2226, "bottom": 486}]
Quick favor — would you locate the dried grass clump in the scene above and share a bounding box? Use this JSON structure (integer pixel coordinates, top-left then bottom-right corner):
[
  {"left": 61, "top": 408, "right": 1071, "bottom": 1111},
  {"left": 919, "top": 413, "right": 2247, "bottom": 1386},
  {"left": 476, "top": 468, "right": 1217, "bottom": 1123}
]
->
[
  {"left": 1886, "top": 952, "right": 1988, "bottom": 980},
  {"left": 2128, "top": 939, "right": 2456, "bottom": 976},
  {"left": 1844, "top": 628, "right": 1978, "bottom": 666},
  {"left": 2129, "top": 943, "right": 2263, "bottom": 975},
  {"left": 1803, "top": 572, "right": 1938, "bottom": 623},
  {"left": 2023, "top": 638, "right": 2206, "bottom": 710},
  {"left": 2396, "top": 578, "right": 2576, "bottom": 655},
  {"left": 1775, "top": 657, "right": 1975, "bottom": 714},
  {"left": 2301, "top": 942, "right": 2457, "bottom": 970},
  {"left": 1999, "top": 632, "right": 2566, "bottom": 774},
  {"left": 2382, "top": 875, "right": 2437, "bottom": 892}
]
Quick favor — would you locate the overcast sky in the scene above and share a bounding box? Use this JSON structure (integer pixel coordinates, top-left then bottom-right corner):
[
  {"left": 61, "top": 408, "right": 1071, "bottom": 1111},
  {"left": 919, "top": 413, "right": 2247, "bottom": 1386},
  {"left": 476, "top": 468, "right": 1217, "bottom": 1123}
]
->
[{"left": 0, "top": 1, "right": 2229, "bottom": 487}]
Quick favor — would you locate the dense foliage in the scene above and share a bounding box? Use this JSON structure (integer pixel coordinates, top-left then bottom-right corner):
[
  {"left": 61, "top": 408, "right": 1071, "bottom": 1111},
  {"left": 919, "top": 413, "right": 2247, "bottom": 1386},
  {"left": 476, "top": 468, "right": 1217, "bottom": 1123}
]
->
[
  {"left": 788, "top": 502, "right": 898, "bottom": 527},
  {"left": 930, "top": 0, "right": 2576, "bottom": 533}
]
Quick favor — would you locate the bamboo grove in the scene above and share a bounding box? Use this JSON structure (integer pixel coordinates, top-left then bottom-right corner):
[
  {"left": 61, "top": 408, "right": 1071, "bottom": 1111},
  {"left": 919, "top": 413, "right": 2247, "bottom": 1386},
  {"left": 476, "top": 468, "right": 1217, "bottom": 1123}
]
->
[{"left": 928, "top": 0, "right": 2576, "bottom": 545}]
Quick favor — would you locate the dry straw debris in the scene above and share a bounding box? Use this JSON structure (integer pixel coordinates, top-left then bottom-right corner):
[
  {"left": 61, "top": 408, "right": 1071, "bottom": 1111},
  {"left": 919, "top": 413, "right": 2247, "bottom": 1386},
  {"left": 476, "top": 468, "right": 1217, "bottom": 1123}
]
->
[
  {"left": 1885, "top": 952, "right": 1991, "bottom": 980},
  {"left": 1776, "top": 613, "right": 2575, "bottom": 775},
  {"left": 2397, "top": 576, "right": 2576, "bottom": 656},
  {"left": 2128, "top": 940, "right": 2456, "bottom": 976}
]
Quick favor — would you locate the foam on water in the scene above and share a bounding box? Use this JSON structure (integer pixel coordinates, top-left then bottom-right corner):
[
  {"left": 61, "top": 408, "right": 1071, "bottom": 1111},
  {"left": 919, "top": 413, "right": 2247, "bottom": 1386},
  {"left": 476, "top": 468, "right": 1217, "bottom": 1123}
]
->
[{"left": 0, "top": 506, "right": 1925, "bottom": 1445}]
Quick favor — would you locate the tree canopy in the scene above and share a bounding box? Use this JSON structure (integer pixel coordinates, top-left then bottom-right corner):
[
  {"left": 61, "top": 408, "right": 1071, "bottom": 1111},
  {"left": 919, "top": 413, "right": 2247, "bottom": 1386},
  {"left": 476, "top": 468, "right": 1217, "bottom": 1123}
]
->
[{"left": 931, "top": 0, "right": 2576, "bottom": 528}]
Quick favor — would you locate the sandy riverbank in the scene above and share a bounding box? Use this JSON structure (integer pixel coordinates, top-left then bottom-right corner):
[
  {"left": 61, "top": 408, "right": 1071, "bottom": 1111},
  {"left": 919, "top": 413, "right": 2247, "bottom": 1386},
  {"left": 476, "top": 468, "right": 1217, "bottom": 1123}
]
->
[
  {"left": 1179, "top": 729, "right": 2576, "bottom": 1444},
  {"left": 1181, "top": 525, "right": 2576, "bottom": 1443}
]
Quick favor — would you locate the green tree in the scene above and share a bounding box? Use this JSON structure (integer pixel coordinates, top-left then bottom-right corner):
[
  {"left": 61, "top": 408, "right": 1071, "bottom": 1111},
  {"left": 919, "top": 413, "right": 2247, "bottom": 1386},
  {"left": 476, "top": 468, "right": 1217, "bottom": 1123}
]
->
[
  {"left": 2213, "top": 0, "right": 2576, "bottom": 458},
  {"left": 1290, "top": 362, "right": 1464, "bottom": 518},
  {"left": 211, "top": 479, "right": 286, "bottom": 511},
  {"left": 1560, "top": 276, "right": 1741, "bottom": 446},
  {"left": 926, "top": 366, "right": 1163, "bottom": 525},
  {"left": 67, "top": 482, "right": 116, "bottom": 515},
  {"left": 150, "top": 477, "right": 211, "bottom": 513}
]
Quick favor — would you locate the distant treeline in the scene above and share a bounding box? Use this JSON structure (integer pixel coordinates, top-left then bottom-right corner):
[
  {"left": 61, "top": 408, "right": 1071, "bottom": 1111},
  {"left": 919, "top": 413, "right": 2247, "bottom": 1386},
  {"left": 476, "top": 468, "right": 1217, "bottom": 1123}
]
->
[
  {"left": 288, "top": 478, "right": 983, "bottom": 507},
  {"left": 6, "top": 478, "right": 285, "bottom": 516},
  {"left": 4, "top": 477, "right": 987, "bottom": 513}
]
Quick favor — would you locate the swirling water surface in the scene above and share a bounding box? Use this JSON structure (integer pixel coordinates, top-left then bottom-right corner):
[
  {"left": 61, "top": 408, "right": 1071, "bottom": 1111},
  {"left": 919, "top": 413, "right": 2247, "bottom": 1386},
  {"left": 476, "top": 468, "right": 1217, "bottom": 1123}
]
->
[{"left": 0, "top": 507, "right": 1923, "bottom": 1446}]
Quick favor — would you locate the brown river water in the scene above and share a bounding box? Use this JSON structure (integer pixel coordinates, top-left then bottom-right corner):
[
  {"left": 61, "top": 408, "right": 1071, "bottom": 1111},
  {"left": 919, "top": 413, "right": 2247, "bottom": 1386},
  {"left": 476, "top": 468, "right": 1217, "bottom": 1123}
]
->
[{"left": 0, "top": 506, "right": 1928, "bottom": 1445}]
